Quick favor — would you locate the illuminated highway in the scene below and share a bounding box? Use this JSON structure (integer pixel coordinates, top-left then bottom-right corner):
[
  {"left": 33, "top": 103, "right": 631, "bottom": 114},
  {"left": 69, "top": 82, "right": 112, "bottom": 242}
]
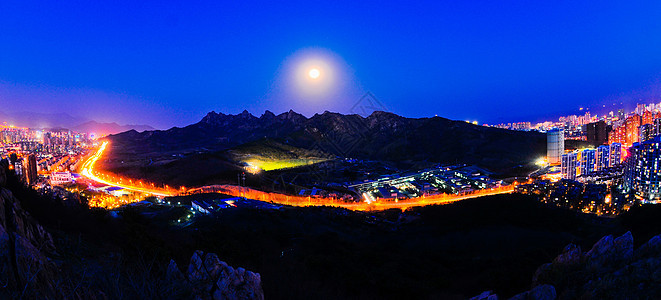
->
[
  {"left": 81, "top": 141, "right": 514, "bottom": 210},
  {"left": 80, "top": 141, "right": 174, "bottom": 197},
  {"left": 187, "top": 184, "right": 514, "bottom": 211}
]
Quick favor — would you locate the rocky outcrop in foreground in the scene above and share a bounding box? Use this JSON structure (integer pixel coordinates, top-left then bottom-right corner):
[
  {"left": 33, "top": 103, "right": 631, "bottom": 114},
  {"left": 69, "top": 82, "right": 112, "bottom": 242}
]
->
[
  {"left": 1, "top": 159, "right": 264, "bottom": 299},
  {"left": 472, "top": 231, "right": 661, "bottom": 299},
  {"left": 167, "top": 250, "right": 264, "bottom": 300},
  {"left": 0, "top": 160, "right": 59, "bottom": 298}
]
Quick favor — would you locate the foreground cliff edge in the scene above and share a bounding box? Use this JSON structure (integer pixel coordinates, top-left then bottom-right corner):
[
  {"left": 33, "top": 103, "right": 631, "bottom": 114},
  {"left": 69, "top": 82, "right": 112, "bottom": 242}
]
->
[
  {"left": 473, "top": 231, "right": 661, "bottom": 299},
  {"left": 0, "top": 159, "right": 264, "bottom": 299}
]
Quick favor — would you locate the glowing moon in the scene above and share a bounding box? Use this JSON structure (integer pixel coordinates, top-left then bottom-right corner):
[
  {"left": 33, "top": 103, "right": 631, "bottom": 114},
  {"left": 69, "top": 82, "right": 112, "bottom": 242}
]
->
[{"left": 308, "top": 68, "right": 320, "bottom": 79}]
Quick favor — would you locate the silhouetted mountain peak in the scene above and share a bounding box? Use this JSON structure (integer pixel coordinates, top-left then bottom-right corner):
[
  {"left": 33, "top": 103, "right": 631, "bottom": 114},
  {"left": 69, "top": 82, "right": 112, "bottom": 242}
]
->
[
  {"left": 72, "top": 120, "right": 154, "bottom": 135},
  {"left": 239, "top": 110, "right": 255, "bottom": 119},
  {"left": 317, "top": 110, "right": 348, "bottom": 119},
  {"left": 201, "top": 111, "right": 218, "bottom": 123},
  {"left": 368, "top": 110, "right": 399, "bottom": 119},
  {"left": 309, "top": 111, "right": 354, "bottom": 127},
  {"left": 277, "top": 110, "right": 306, "bottom": 123},
  {"left": 200, "top": 111, "right": 232, "bottom": 125},
  {"left": 261, "top": 110, "right": 276, "bottom": 119}
]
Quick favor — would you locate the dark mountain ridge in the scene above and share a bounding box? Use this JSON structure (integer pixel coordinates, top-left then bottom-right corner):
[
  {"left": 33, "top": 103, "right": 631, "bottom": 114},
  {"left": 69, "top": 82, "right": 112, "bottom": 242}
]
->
[
  {"left": 72, "top": 120, "right": 154, "bottom": 136},
  {"left": 0, "top": 110, "right": 154, "bottom": 134},
  {"left": 0, "top": 110, "right": 86, "bottom": 128},
  {"left": 107, "top": 109, "right": 545, "bottom": 175}
]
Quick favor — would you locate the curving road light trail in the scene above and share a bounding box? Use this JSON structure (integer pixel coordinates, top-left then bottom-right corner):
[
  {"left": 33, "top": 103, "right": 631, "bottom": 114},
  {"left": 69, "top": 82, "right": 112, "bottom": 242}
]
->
[
  {"left": 80, "top": 141, "right": 174, "bottom": 197},
  {"left": 81, "top": 141, "right": 514, "bottom": 210}
]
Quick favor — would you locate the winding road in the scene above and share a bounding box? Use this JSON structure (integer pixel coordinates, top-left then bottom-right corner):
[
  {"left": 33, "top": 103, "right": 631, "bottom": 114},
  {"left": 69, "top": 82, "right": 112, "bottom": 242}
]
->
[{"left": 80, "top": 141, "right": 514, "bottom": 210}]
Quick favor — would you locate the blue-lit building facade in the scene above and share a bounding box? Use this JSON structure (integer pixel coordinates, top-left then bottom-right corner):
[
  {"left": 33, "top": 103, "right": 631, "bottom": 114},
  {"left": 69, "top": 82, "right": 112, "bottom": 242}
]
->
[
  {"left": 561, "top": 151, "right": 578, "bottom": 180},
  {"left": 561, "top": 142, "right": 623, "bottom": 180},
  {"left": 596, "top": 145, "right": 610, "bottom": 171},
  {"left": 624, "top": 136, "right": 661, "bottom": 202},
  {"left": 579, "top": 149, "right": 596, "bottom": 175},
  {"left": 609, "top": 143, "right": 622, "bottom": 167}
]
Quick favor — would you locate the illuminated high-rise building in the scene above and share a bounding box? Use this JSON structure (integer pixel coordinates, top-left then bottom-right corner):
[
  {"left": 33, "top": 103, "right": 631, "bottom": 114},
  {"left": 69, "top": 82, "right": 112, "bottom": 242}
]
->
[
  {"left": 22, "top": 154, "right": 38, "bottom": 186},
  {"left": 596, "top": 145, "right": 610, "bottom": 171},
  {"left": 625, "top": 115, "right": 641, "bottom": 147},
  {"left": 654, "top": 118, "right": 661, "bottom": 137},
  {"left": 609, "top": 142, "right": 622, "bottom": 166},
  {"left": 561, "top": 151, "right": 578, "bottom": 180},
  {"left": 642, "top": 110, "right": 654, "bottom": 125},
  {"left": 579, "top": 148, "right": 596, "bottom": 175},
  {"left": 625, "top": 136, "right": 661, "bottom": 202},
  {"left": 586, "top": 121, "right": 609, "bottom": 146},
  {"left": 609, "top": 125, "right": 625, "bottom": 145},
  {"left": 640, "top": 123, "right": 655, "bottom": 142},
  {"left": 547, "top": 128, "right": 564, "bottom": 165}
]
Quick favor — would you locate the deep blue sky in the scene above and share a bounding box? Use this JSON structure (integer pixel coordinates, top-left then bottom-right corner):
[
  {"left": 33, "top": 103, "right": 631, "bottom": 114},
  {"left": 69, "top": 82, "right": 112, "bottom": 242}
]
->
[{"left": 2, "top": 1, "right": 661, "bottom": 128}]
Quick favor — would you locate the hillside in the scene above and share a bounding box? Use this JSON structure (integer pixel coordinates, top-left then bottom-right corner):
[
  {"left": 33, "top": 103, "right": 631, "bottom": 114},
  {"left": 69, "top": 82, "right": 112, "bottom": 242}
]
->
[
  {"left": 0, "top": 160, "right": 263, "bottom": 299},
  {"left": 101, "top": 110, "right": 545, "bottom": 186},
  {"left": 8, "top": 159, "right": 661, "bottom": 299},
  {"left": 228, "top": 139, "right": 331, "bottom": 171}
]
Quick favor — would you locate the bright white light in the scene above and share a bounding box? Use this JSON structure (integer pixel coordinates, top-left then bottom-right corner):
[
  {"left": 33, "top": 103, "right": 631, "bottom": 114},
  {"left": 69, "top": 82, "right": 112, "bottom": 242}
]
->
[
  {"left": 269, "top": 47, "right": 364, "bottom": 115},
  {"left": 290, "top": 51, "right": 337, "bottom": 97},
  {"left": 309, "top": 68, "right": 320, "bottom": 79},
  {"left": 536, "top": 157, "right": 548, "bottom": 166}
]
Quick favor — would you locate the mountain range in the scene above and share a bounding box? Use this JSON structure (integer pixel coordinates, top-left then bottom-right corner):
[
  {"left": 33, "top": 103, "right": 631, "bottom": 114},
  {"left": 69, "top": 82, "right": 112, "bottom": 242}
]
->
[
  {"left": 0, "top": 110, "right": 154, "bottom": 135},
  {"left": 72, "top": 121, "right": 154, "bottom": 136},
  {"left": 102, "top": 110, "right": 546, "bottom": 186},
  {"left": 0, "top": 110, "right": 86, "bottom": 128}
]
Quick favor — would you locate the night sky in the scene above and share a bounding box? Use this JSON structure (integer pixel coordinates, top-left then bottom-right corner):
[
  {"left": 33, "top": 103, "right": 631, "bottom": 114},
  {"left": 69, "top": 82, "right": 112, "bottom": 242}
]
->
[{"left": 2, "top": 1, "right": 661, "bottom": 128}]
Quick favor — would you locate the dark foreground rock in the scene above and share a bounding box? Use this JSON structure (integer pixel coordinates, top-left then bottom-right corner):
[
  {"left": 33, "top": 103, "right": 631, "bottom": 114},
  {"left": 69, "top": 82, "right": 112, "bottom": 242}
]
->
[
  {"left": 0, "top": 160, "right": 60, "bottom": 298},
  {"left": 509, "top": 284, "right": 556, "bottom": 300},
  {"left": 473, "top": 231, "right": 661, "bottom": 299},
  {"left": 167, "top": 250, "right": 264, "bottom": 300},
  {"left": 0, "top": 159, "right": 264, "bottom": 299}
]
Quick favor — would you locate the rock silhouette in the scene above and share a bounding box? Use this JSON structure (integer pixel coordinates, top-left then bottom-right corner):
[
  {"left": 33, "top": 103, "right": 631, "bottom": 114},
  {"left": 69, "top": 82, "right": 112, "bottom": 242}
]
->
[{"left": 473, "top": 231, "right": 661, "bottom": 299}]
